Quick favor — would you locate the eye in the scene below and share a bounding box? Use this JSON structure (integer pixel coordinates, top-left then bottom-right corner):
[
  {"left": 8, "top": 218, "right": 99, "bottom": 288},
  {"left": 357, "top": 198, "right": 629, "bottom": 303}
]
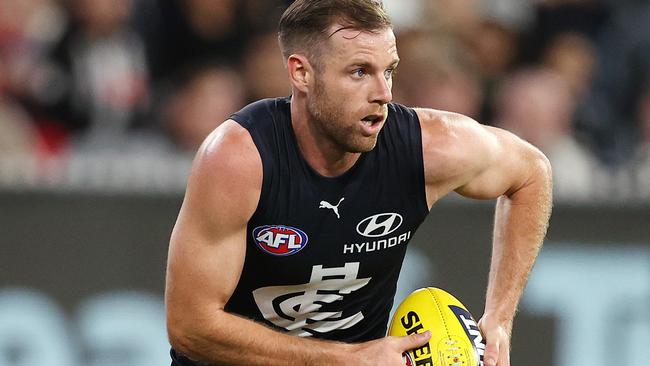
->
[
  {"left": 353, "top": 69, "right": 367, "bottom": 78},
  {"left": 384, "top": 68, "right": 395, "bottom": 79}
]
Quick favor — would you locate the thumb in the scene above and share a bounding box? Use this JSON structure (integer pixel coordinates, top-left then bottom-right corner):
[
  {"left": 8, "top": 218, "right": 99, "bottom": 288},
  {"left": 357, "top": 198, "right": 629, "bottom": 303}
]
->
[
  {"left": 483, "top": 338, "right": 499, "bottom": 366},
  {"left": 397, "top": 331, "right": 432, "bottom": 352}
]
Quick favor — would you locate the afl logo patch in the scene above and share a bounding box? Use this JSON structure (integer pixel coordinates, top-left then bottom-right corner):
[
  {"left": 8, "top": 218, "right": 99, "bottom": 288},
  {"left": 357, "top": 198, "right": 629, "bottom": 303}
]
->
[
  {"left": 253, "top": 225, "right": 309, "bottom": 256},
  {"left": 402, "top": 352, "right": 414, "bottom": 366},
  {"left": 356, "top": 213, "right": 403, "bottom": 238}
]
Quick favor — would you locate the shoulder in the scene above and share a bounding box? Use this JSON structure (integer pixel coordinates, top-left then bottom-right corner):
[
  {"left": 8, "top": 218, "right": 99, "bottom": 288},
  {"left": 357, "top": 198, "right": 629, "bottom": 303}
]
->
[
  {"left": 192, "top": 118, "right": 262, "bottom": 184},
  {"left": 194, "top": 119, "right": 261, "bottom": 174},
  {"left": 414, "top": 107, "right": 550, "bottom": 201},
  {"left": 414, "top": 108, "right": 496, "bottom": 146},
  {"left": 185, "top": 120, "right": 263, "bottom": 222},
  {"left": 414, "top": 108, "right": 498, "bottom": 180}
]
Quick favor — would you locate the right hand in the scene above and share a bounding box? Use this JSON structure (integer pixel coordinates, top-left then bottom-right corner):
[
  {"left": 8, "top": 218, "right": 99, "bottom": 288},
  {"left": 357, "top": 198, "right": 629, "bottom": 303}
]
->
[{"left": 347, "top": 331, "right": 432, "bottom": 365}]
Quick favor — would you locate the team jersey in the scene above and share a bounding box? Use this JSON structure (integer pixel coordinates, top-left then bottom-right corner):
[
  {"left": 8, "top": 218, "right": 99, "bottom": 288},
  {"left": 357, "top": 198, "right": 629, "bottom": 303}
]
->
[{"left": 171, "top": 97, "right": 429, "bottom": 365}]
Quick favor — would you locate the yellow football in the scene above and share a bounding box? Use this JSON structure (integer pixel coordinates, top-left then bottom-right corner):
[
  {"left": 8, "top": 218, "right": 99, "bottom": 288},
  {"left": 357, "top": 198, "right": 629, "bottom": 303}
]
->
[{"left": 388, "top": 287, "right": 486, "bottom": 366}]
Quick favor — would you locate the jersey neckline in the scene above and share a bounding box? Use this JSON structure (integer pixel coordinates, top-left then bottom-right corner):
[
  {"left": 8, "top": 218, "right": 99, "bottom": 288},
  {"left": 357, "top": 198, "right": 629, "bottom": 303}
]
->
[{"left": 279, "top": 96, "right": 371, "bottom": 182}]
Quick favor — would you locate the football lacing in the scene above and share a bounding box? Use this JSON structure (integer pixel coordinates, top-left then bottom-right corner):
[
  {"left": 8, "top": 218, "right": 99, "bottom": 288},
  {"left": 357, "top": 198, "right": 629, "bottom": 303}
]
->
[{"left": 443, "top": 339, "right": 465, "bottom": 366}]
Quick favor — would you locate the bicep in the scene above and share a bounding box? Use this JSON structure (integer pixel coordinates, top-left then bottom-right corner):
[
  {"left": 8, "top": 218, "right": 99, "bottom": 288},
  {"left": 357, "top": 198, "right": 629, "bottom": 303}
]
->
[
  {"left": 418, "top": 108, "right": 547, "bottom": 202},
  {"left": 165, "top": 121, "right": 262, "bottom": 325},
  {"left": 455, "top": 125, "right": 547, "bottom": 200}
]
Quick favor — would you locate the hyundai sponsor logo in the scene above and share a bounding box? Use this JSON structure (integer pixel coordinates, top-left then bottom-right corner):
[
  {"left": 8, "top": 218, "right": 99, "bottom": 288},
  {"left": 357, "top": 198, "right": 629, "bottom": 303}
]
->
[{"left": 356, "top": 213, "right": 403, "bottom": 237}]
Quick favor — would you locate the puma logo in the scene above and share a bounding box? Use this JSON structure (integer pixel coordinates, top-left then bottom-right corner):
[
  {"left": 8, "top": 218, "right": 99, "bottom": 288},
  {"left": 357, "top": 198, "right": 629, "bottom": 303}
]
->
[{"left": 319, "top": 197, "right": 345, "bottom": 219}]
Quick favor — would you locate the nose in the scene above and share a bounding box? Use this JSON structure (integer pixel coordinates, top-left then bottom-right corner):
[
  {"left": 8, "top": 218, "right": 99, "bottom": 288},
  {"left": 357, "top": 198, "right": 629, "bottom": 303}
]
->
[{"left": 371, "top": 74, "right": 392, "bottom": 105}]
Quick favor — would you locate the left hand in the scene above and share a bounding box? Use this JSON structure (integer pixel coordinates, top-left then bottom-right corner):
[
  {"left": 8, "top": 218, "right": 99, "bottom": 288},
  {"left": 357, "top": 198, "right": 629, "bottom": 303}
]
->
[{"left": 477, "top": 315, "right": 511, "bottom": 366}]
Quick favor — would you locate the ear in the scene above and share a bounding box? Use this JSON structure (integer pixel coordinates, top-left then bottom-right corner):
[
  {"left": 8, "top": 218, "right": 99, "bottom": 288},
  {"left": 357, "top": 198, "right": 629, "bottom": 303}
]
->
[{"left": 287, "top": 54, "right": 313, "bottom": 94}]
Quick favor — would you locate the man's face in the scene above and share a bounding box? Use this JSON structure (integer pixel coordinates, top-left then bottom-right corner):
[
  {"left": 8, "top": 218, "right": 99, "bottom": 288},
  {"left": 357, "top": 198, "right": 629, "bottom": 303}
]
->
[{"left": 306, "top": 26, "right": 399, "bottom": 153}]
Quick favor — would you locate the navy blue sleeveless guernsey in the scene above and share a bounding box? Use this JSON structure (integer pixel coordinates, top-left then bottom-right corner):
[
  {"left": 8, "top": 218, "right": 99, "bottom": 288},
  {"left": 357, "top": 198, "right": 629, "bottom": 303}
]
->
[{"left": 171, "top": 97, "right": 429, "bottom": 365}]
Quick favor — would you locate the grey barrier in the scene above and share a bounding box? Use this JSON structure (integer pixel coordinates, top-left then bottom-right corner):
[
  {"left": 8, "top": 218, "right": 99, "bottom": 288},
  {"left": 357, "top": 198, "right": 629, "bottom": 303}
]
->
[{"left": 1, "top": 192, "right": 649, "bottom": 366}]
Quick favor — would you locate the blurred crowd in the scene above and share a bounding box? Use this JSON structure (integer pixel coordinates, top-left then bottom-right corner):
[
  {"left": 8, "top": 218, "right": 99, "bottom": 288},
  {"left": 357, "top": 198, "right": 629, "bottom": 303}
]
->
[{"left": 0, "top": 0, "right": 649, "bottom": 200}]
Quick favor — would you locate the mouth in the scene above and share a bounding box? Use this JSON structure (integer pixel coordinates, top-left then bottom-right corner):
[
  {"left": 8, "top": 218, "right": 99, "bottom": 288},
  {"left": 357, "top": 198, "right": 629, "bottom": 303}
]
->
[
  {"left": 359, "top": 113, "right": 385, "bottom": 137},
  {"left": 361, "top": 114, "right": 384, "bottom": 126}
]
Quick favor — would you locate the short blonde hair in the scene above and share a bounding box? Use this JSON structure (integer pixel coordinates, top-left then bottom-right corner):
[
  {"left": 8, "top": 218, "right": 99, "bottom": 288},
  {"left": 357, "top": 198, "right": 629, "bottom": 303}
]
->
[{"left": 278, "top": 0, "right": 392, "bottom": 70}]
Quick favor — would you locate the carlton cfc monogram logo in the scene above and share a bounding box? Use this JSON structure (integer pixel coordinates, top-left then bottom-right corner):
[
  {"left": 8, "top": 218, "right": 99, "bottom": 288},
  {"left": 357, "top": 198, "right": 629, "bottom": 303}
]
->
[
  {"left": 253, "top": 262, "right": 370, "bottom": 337},
  {"left": 356, "top": 213, "right": 403, "bottom": 237},
  {"left": 253, "top": 225, "right": 309, "bottom": 256}
]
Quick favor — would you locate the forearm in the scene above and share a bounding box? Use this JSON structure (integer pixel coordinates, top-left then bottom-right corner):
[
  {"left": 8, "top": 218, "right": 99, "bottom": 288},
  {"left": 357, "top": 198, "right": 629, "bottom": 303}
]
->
[
  {"left": 169, "top": 309, "right": 351, "bottom": 366},
  {"left": 485, "top": 162, "right": 552, "bottom": 328}
]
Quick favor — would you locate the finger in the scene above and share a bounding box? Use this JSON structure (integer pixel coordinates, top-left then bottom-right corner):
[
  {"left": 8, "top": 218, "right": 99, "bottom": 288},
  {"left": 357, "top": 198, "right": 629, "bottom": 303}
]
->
[
  {"left": 497, "top": 343, "right": 510, "bottom": 366},
  {"left": 483, "top": 337, "right": 499, "bottom": 366},
  {"left": 396, "top": 330, "right": 431, "bottom": 351}
]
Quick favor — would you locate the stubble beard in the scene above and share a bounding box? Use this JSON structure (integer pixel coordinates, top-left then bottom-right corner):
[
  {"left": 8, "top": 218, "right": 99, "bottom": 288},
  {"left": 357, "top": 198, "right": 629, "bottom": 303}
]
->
[{"left": 307, "top": 77, "right": 378, "bottom": 154}]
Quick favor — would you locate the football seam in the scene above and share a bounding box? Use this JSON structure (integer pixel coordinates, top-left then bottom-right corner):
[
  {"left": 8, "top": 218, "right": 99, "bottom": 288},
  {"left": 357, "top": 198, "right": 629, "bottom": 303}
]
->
[{"left": 429, "top": 288, "right": 452, "bottom": 339}]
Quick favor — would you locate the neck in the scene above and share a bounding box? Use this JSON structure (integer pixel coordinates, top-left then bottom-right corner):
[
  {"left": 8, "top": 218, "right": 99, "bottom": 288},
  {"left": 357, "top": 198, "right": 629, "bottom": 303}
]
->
[{"left": 290, "top": 95, "right": 361, "bottom": 177}]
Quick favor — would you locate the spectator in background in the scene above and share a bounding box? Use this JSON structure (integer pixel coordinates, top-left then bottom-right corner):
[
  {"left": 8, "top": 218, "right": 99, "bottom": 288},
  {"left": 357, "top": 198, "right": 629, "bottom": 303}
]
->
[
  {"left": 35, "top": 0, "right": 151, "bottom": 151},
  {"left": 0, "top": 0, "right": 66, "bottom": 156},
  {"left": 243, "top": 32, "right": 291, "bottom": 101},
  {"left": 0, "top": 95, "right": 36, "bottom": 156},
  {"left": 241, "top": 0, "right": 291, "bottom": 35},
  {"left": 393, "top": 31, "right": 483, "bottom": 119},
  {"left": 420, "top": 0, "right": 483, "bottom": 41},
  {"left": 0, "top": 0, "right": 66, "bottom": 101},
  {"left": 0, "top": 32, "right": 35, "bottom": 156},
  {"left": 543, "top": 32, "right": 598, "bottom": 101},
  {"left": 520, "top": 0, "right": 609, "bottom": 64},
  {"left": 580, "top": 1, "right": 650, "bottom": 166},
  {"left": 145, "top": 0, "right": 248, "bottom": 84},
  {"left": 469, "top": 19, "right": 520, "bottom": 122},
  {"left": 382, "top": 0, "right": 426, "bottom": 32},
  {"left": 411, "top": 0, "right": 525, "bottom": 123},
  {"left": 1, "top": 0, "right": 648, "bottom": 199},
  {"left": 636, "top": 82, "right": 650, "bottom": 198},
  {"left": 622, "top": 40, "right": 650, "bottom": 198},
  {"left": 494, "top": 67, "right": 601, "bottom": 200},
  {"left": 163, "top": 65, "right": 245, "bottom": 151}
]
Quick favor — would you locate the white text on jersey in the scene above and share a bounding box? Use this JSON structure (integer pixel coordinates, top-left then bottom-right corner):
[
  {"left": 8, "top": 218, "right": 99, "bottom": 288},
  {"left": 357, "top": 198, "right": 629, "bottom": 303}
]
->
[{"left": 343, "top": 231, "right": 412, "bottom": 254}]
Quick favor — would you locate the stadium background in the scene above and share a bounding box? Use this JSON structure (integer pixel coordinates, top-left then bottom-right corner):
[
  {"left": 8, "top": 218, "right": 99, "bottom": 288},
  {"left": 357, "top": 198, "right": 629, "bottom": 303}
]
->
[{"left": 1, "top": 0, "right": 649, "bottom": 365}]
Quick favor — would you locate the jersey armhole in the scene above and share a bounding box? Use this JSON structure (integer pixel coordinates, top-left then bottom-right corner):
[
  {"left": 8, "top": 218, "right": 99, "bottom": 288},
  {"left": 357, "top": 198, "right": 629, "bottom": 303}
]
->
[
  {"left": 230, "top": 114, "right": 271, "bottom": 219},
  {"left": 390, "top": 103, "right": 430, "bottom": 216},
  {"left": 410, "top": 109, "right": 430, "bottom": 216}
]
